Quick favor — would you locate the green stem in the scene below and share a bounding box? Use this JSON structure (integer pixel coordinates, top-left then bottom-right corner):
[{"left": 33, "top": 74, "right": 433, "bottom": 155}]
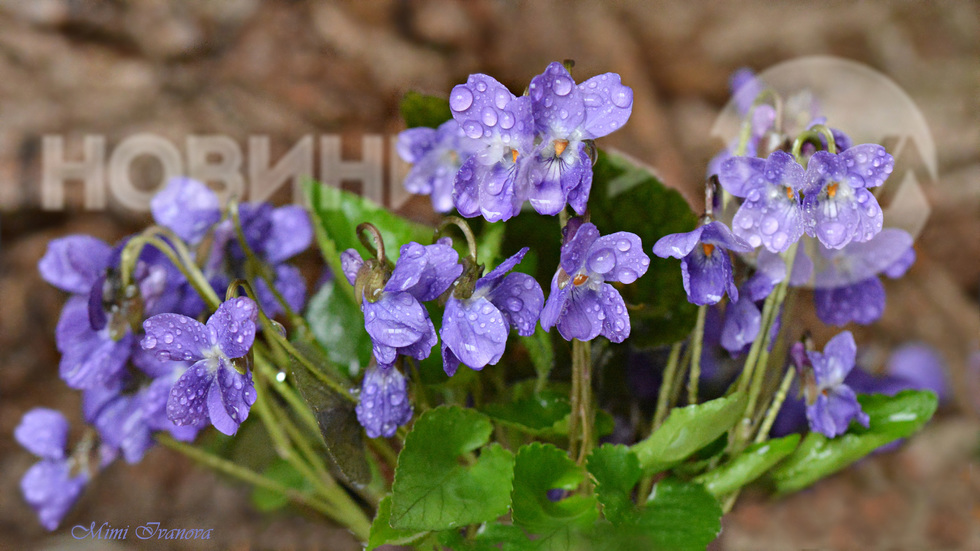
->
[
  {"left": 754, "top": 366, "right": 796, "bottom": 444},
  {"left": 574, "top": 339, "right": 594, "bottom": 465},
  {"left": 687, "top": 306, "right": 708, "bottom": 405},
  {"left": 653, "top": 342, "right": 683, "bottom": 429}
]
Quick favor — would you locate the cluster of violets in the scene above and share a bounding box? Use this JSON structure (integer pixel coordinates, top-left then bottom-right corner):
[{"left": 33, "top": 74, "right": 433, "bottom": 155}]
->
[
  {"left": 398, "top": 61, "right": 633, "bottom": 220},
  {"left": 18, "top": 177, "right": 312, "bottom": 529},
  {"left": 343, "top": 217, "right": 650, "bottom": 438},
  {"left": 651, "top": 69, "right": 918, "bottom": 437}
]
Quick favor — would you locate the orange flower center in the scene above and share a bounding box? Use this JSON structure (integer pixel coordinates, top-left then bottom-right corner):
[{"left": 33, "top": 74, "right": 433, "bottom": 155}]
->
[
  {"left": 510, "top": 149, "right": 520, "bottom": 163},
  {"left": 554, "top": 139, "right": 569, "bottom": 157},
  {"left": 785, "top": 186, "right": 795, "bottom": 200},
  {"left": 573, "top": 274, "right": 589, "bottom": 286},
  {"left": 827, "top": 182, "right": 839, "bottom": 198},
  {"left": 701, "top": 243, "right": 715, "bottom": 256}
]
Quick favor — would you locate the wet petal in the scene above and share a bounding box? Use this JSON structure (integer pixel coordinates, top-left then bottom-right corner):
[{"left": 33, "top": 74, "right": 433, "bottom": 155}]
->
[
  {"left": 732, "top": 191, "right": 803, "bottom": 253},
  {"left": 839, "top": 144, "right": 893, "bottom": 188},
  {"left": 555, "top": 286, "right": 603, "bottom": 342},
  {"left": 355, "top": 365, "right": 413, "bottom": 438},
  {"left": 363, "top": 292, "right": 431, "bottom": 349},
  {"left": 21, "top": 459, "right": 87, "bottom": 531},
  {"left": 539, "top": 273, "right": 568, "bottom": 333},
  {"left": 698, "top": 221, "right": 754, "bottom": 253},
  {"left": 440, "top": 296, "right": 508, "bottom": 370},
  {"left": 167, "top": 361, "right": 214, "bottom": 428},
  {"left": 560, "top": 222, "right": 600, "bottom": 274},
  {"left": 652, "top": 227, "right": 705, "bottom": 259},
  {"left": 486, "top": 272, "right": 544, "bottom": 337},
  {"left": 141, "top": 313, "right": 210, "bottom": 362},
  {"left": 208, "top": 362, "right": 256, "bottom": 436},
  {"left": 578, "top": 72, "right": 633, "bottom": 139},
  {"left": 814, "top": 278, "right": 885, "bottom": 327},
  {"left": 719, "top": 156, "right": 765, "bottom": 198},
  {"left": 598, "top": 283, "right": 630, "bottom": 343},
  {"left": 396, "top": 126, "right": 438, "bottom": 163},
  {"left": 477, "top": 247, "right": 529, "bottom": 291},
  {"left": 681, "top": 246, "right": 735, "bottom": 306},
  {"left": 265, "top": 206, "right": 313, "bottom": 264},
  {"left": 529, "top": 62, "right": 586, "bottom": 137},
  {"left": 721, "top": 294, "right": 761, "bottom": 353},
  {"left": 15, "top": 409, "right": 69, "bottom": 460},
  {"left": 451, "top": 74, "right": 535, "bottom": 153},
  {"left": 207, "top": 297, "right": 259, "bottom": 359},
  {"left": 590, "top": 232, "right": 650, "bottom": 284},
  {"left": 341, "top": 249, "right": 364, "bottom": 287}
]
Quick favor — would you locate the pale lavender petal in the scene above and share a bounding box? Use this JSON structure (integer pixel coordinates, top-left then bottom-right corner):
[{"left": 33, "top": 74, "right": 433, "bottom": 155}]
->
[
  {"left": 539, "top": 273, "right": 567, "bottom": 333},
  {"left": 59, "top": 330, "right": 132, "bottom": 390},
  {"left": 764, "top": 150, "right": 806, "bottom": 192},
  {"left": 839, "top": 144, "right": 893, "bottom": 188},
  {"left": 21, "top": 460, "right": 87, "bottom": 531},
  {"left": 698, "top": 221, "right": 754, "bottom": 253},
  {"left": 452, "top": 155, "right": 482, "bottom": 218},
  {"left": 440, "top": 297, "right": 508, "bottom": 370},
  {"left": 405, "top": 240, "right": 462, "bottom": 302},
  {"left": 89, "top": 393, "right": 153, "bottom": 464},
  {"left": 207, "top": 362, "right": 256, "bottom": 436},
  {"left": 341, "top": 249, "right": 364, "bottom": 287},
  {"left": 486, "top": 272, "right": 544, "bottom": 336},
  {"left": 809, "top": 331, "right": 856, "bottom": 386},
  {"left": 561, "top": 222, "right": 600, "bottom": 274},
  {"left": 652, "top": 227, "right": 705, "bottom": 259},
  {"left": 15, "top": 409, "right": 69, "bottom": 460},
  {"left": 141, "top": 313, "right": 210, "bottom": 362},
  {"left": 356, "top": 365, "right": 413, "bottom": 438},
  {"left": 565, "top": 146, "right": 594, "bottom": 215},
  {"left": 883, "top": 246, "right": 915, "bottom": 279},
  {"left": 525, "top": 153, "right": 571, "bottom": 216},
  {"left": 814, "top": 228, "right": 913, "bottom": 288},
  {"left": 207, "top": 297, "right": 258, "bottom": 359},
  {"left": 721, "top": 295, "right": 761, "bottom": 353},
  {"left": 578, "top": 72, "right": 633, "bottom": 139},
  {"left": 151, "top": 177, "right": 221, "bottom": 245},
  {"left": 806, "top": 386, "right": 869, "bottom": 438},
  {"left": 814, "top": 278, "right": 885, "bottom": 327},
  {"left": 590, "top": 232, "right": 650, "bottom": 284},
  {"left": 718, "top": 157, "right": 765, "bottom": 198},
  {"left": 363, "top": 293, "right": 430, "bottom": 348},
  {"left": 167, "top": 361, "right": 213, "bottom": 428},
  {"left": 395, "top": 323, "right": 438, "bottom": 362},
  {"left": 265, "top": 206, "right": 312, "bottom": 264},
  {"left": 886, "top": 343, "right": 949, "bottom": 401},
  {"left": 598, "top": 283, "right": 630, "bottom": 343},
  {"left": 801, "top": 150, "right": 844, "bottom": 196},
  {"left": 732, "top": 192, "right": 803, "bottom": 253},
  {"left": 396, "top": 126, "right": 438, "bottom": 163},
  {"left": 38, "top": 235, "right": 112, "bottom": 294},
  {"left": 529, "top": 62, "right": 586, "bottom": 137},
  {"left": 142, "top": 374, "right": 202, "bottom": 441}
]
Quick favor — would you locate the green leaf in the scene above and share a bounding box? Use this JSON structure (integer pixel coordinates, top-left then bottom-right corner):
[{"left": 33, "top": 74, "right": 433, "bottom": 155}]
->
[
  {"left": 586, "top": 444, "right": 642, "bottom": 524},
  {"left": 250, "top": 459, "right": 310, "bottom": 512},
  {"left": 771, "top": 390, "right": 938, "bottom": 494},
  {"left": 304, "top": 180, "right": 433, "bottom": 297},
  {"left": 287, "top": 342, "right": 370, "bottom": 487},
  {"left": 632, "top": 393, "right": 747, "bottom": 474},
  {"left": 400, "top": 91, "right": 453, "bottom": 129},
  {"left": 481, "top": 390, "right": 571, "bottom": 435},
  {"left": 305, "top": 277, "right": 371, "bottom": 376},
  {"left": 588, "top": 149, "right": 699, "bottom": 347},
  {"left": 390, "top": 406, "right": 515, "bottom": 531},
  {"left": 367, "top": 496, "right": 428, "bottom": 550},
  {"left": 587, "top": 479, "right": 722, "bottom": 551},
  {"left": 694, "top": 434, "right": 800, "bottom": 497},
  {"left": 512, "top": 443, "right": 598, "bottom": 550}
]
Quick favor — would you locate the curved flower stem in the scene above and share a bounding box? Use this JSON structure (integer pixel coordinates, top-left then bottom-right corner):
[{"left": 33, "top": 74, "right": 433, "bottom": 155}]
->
[
  {"left": 436, "top": 216, "right": 479, "bottom": 262},
  {"left": 653, "top": 342, "right": 684, "bottom": 429},
  {"left": 754, "top": 366, "right": 796, "bottom": 444},
  {"left": 155, "top": 434, "right": 346, "bottom": 522},
  {"left": 687, "top": 305, "right": 708, "bottom": 405},
  {"left": 356, "top": 222, "right": 387, "bottom": 264},
  {"left": 791, "top": 124, "right": 837, "bottom": 159}
]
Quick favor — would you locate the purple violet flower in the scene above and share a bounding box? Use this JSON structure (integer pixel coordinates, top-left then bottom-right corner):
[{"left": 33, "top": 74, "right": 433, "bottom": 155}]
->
[
  {"left": 449, "top": 74, "right": 536, "bottom": 222},
  {"left": 540, "top": 222, "right": 650, "bottom": 342},
  {"left": 525, "top": 62, "right": 633, "bottom": 215},
  {"left": 801, "top": 331, "right": 870, "bottom": 438},
  {"left": 343, "top": 239, "right": 462, "bottom": 366},
  {"left": 150, "top": 177, "right": 222, "bottom": 245},
  {"left": 652, "top": 220, "right": 753, "bottom": 305},
  {"left": 397, "top": 119, "right": 480, "bottom": 213},
  {"left": 140, "top": 297, "right": 259, "bottom": 436},
  {"left": 801, "top": 145, "right": 894, "bottom": 249},
  {"left": 440, "top": 247, "right": 544, "bottom": 376},
  {"left": 15, "top": 409, "right": 88, "bottom": 531},
  {"left": 355, "top": 364, "right": 413, "bottom": 438},
  {"left": 719, "top": 150, "right": 806, "bottom": 253}
]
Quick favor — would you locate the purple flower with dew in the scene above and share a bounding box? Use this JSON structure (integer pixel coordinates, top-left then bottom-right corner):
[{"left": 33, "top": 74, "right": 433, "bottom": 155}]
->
[
  {"left": 719, "top": 150, "right": 805, "bottom": 253},
  {"left": 801, "top": 331, "right": 869, "bottom": 438},
  {"left": 355, "top": 364, "right": 413, "bottom": 438},
  {"left": 343, "top": 239, "right": 462, "bottom": 366},
  {"left": 801, "top": 145, "right": 893, "bottom": 249},
  {"left": 440, "top": 247, "right": 544, "bottom": 376},
  {"left": 525, "top": 62, "right": 633, "bottom": 215},
  {"left": 720, "top": 291, "right": 761, "bottom": 354},
  {"left": 15, "top": 409, "right": 88, "bottom": 531},
  {"left": 397, "top": 119, "right": 480, "bottom": 213},
  {"left": 449, "top": 73, "right": 535, "bottom": 222},
  {"left": 140, "top": 297, "right": 259, "bottom": 436},
  {"left": 540, "top": 222, "right": 649, "bottom": 342},
  {"left": 653, "top": 220, "right": 753, "bottom": 305}
]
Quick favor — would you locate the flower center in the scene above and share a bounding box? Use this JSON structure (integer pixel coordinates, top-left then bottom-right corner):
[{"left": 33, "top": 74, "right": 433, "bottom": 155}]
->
[
  {"left": 573, "top": 273, "right": 589, "bottom": 286},
  {"left": 826, "top": 182, "right": 839, "bottom": 198},
  {"left": 701, "top": 243, "right": 715, "bottom": 257},
  {"left": 510, "top": 149, "right": 519, "bottom": 163},
  {"left": 785, "top": 186, "right": 795, "bottom": 200},
  {"left": 553, "top": 139, "right": 569, "bottom": 157}
]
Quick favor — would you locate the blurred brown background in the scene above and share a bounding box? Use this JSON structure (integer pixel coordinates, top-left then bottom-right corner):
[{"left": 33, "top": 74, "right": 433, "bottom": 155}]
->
[{"left": 1, "top": 1, "right": 978, "bottom": 550}]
